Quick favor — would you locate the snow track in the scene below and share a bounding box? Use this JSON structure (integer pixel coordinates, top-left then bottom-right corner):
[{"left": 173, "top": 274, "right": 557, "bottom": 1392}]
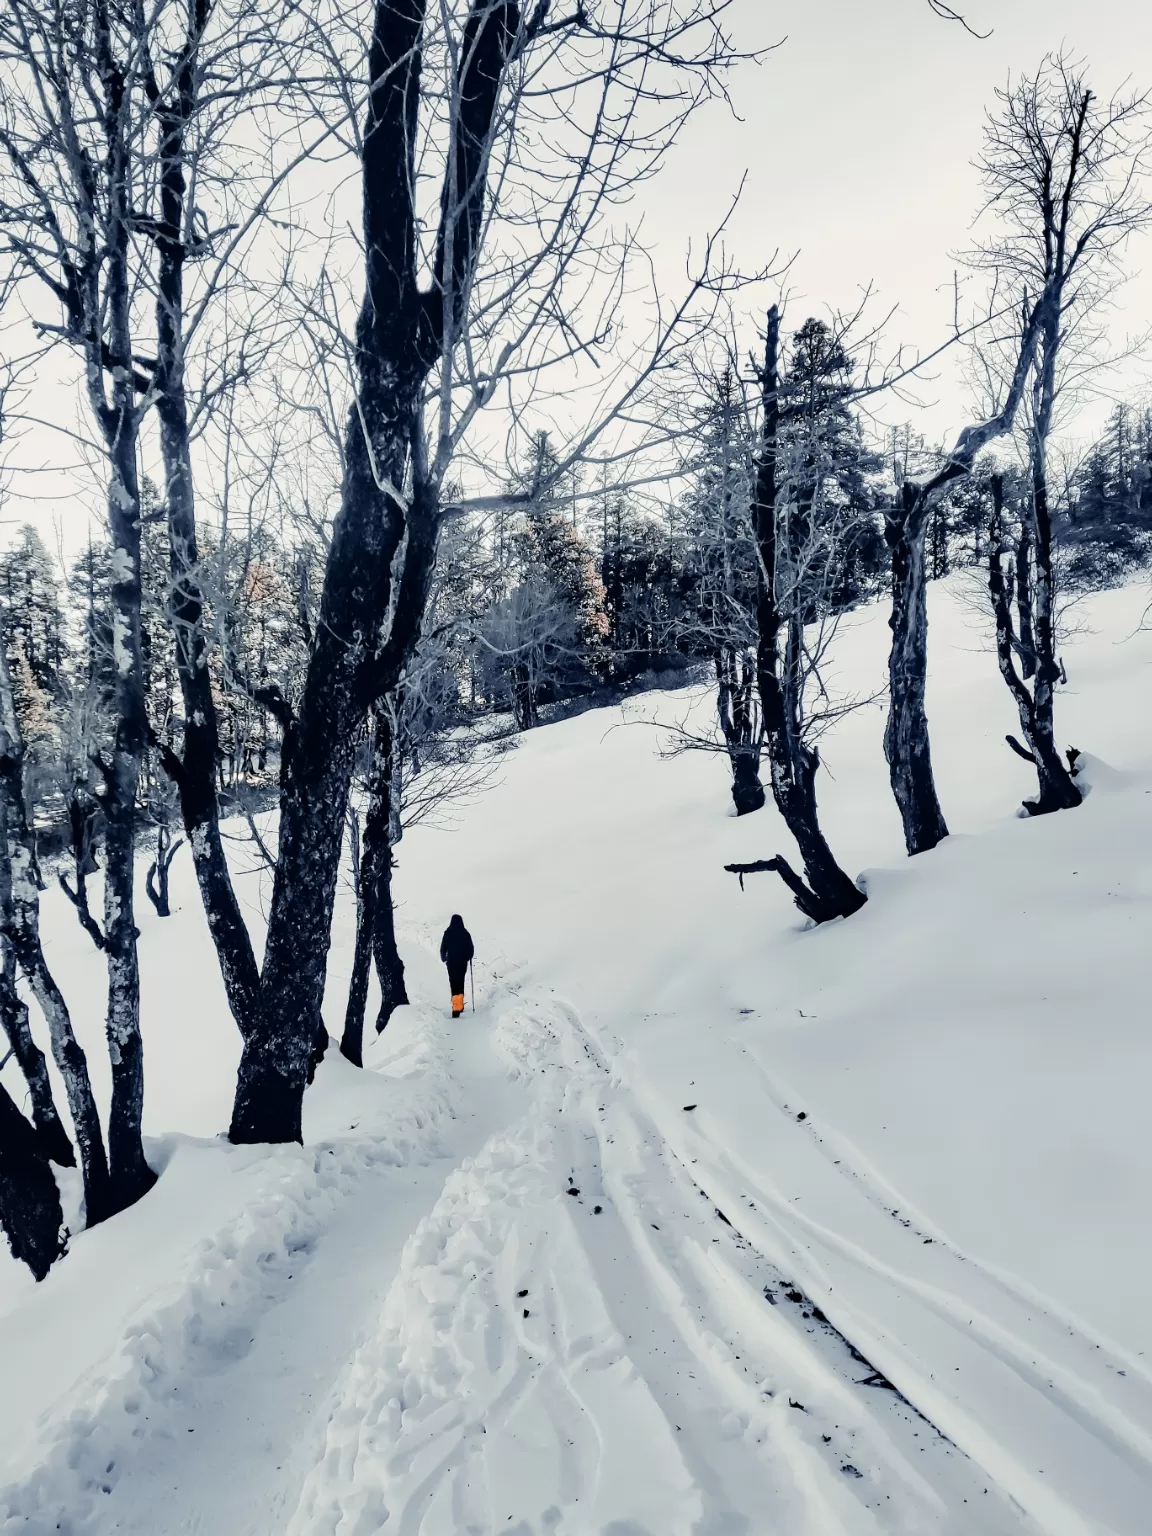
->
[
  {"left": 620, "top": 1032, "right": 1152, "bottom": 1536},
  {"left": 288, "top": 980, "right": 1031, "bottom": 1536},
  {"left": 2, "top": 964, "right": 1134, "bottom": 1534}
]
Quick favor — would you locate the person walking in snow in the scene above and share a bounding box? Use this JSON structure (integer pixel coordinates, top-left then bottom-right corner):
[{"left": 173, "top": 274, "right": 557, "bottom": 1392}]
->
[{"left": 440, "top": 915, "right": 474, "bottom": 1018}]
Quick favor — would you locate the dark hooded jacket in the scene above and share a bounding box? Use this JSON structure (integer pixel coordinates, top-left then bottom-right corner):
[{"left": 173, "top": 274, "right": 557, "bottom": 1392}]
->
[{"left": 440, "top": 916, "right": 474, "bottom": 989}]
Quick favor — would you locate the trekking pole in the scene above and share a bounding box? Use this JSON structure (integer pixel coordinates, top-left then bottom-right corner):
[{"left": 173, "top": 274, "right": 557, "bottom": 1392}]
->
[{"left": 470, "top": 959, "right": 475, "bottom": 1012}]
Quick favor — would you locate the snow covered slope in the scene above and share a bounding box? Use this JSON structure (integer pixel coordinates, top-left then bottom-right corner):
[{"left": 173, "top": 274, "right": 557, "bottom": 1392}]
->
[{"left": 2, "top": 577, "right": 1152, "bottom": 1534}]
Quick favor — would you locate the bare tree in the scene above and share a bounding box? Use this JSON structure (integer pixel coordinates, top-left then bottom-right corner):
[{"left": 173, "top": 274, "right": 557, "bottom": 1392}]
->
[
  {"left": 0, "top": 0, "right": 157, "bottom": 1209},
  {"left": 0, "top": 615, "right": 111, "bottom": 1224},
  {"left": 973, "top": 56, "right": 1152, "bottom": 814},
  {"left": 726, "top": 306, "right": 878, "bottom": 921},
  {"left": 227, "top": 0, "right": 747, "bottom": 1142},
  {"left": 882, "top": 293, "right": 1048, "bottom": 855},
  {"left": 0, "top": 930, "right": 73, "bottom": 1172}
]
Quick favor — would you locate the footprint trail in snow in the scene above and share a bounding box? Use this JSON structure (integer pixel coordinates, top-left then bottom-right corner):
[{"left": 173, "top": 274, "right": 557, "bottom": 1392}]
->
[{"left": 288, "top": 979, "right": 1029, "bottom": 1536}]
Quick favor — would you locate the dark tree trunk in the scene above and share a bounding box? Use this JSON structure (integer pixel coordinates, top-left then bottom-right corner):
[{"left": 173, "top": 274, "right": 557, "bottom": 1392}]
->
[
  {"left": 58, "top": 871, "right": 105, "bottom": 950},
  {"left": 231, "top": 0, "right": 516, "bottom": 1144},
  {"left": 0, "top": 1079, "right": 66, "bottom": 1282},
  {"left": 0, "top": 638, "right": 112, "bottom": 1223},
  {"left": 340, "top": 808, "right": 372, "bottom": 1069},
  {"left": 145, "top": 823, "right": 184, "bottom": 918},
  {"left": 1027, "top": 452, "right": 1081, "bottom": 812},
  {"left": 883, "top": 482, "right": 950, "bottom": 855},
  {"left": 988, "top": 475, "right": 1082, "bottom": 817},
  {"left": 1015, "top": 523, "right": 1036, "bottom": 679},
  {"left": 512, "top": 667, "right": 538, "bottom": 730},
  {"left": 741, "top": 306, "right": 864, "bottom": 923},
  {"left": 149, "top": 3, "right": 265, "bottom": 1048},
  {"left": 882, "top": 289, "right": 1047, "bottom": 854},
  {"left": 0, "top": 948, "right": 74, "bottom": 1168},
  {"left": 716, "top": 648, "right": 765, "bottom": 816},
  {"left": 60, "top": 781, "right": 103, "bottom": 947},
  {"left": 83, "top": 33, "right": 155, "bottom": 1216},
  {"left": 101, "top": 429, "right": 156, "bottom": 1214},
  {"left": 372, "top": 839, "right": 408, "bottom": 1035},
  {"left": 338, "top": 712, "right": 409, "bottom": 1067}
]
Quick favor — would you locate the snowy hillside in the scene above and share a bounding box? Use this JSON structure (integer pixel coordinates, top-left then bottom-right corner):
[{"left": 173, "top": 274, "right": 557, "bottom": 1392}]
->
[{"left": 3, "top": 576, "right": 1152, "bottom": 1535}]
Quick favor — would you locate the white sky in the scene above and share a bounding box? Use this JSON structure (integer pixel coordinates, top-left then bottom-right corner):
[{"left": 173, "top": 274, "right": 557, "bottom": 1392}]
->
[
  {"left": 3, "top": 0, "right": 1151, "bottom": 556},
  {"left": 642, "top": 0, "right": 1152, "bottom": 438}
]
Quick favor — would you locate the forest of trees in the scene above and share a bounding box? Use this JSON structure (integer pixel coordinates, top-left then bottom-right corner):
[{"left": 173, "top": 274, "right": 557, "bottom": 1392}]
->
[{"left": 0, "top": 0, "right": 1150, "bottom": 1280}]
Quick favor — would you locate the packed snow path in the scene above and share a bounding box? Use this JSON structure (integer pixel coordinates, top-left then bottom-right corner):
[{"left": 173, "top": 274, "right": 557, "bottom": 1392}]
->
[
  {"left": 287, "top": 976, "right": 1031, "bottom": 1536},
  {"left": 5, "top": 943, "right": 1152, "bottom": 1533},
  {"left": 1, "top": 956, "right": 1057, "bottom": 1536}
]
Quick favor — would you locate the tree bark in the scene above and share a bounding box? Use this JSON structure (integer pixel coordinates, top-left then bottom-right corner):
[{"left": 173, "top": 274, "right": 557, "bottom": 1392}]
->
[
  {"left": 883, "top": 481, "right": 950, "bottom": 855},
  {"left": 0, "top": 1078, "right": 66, "bottom": 1282},
  {"left": 716, "top": 648, "right": 765, "bottom": 816},
  {"left": 0, "top": 682, "right": 110, "bottom": 1223},
  {"left": 145, "top": 823, "right": 183, "bottom": 918},
  {"left": 746, "top": 306, "right": 865, "bottom": 923},
  {"left": 80, "top": 17, "right": 156, "bottom": 1215},
  {"left": 100, "top": 426, "right": 156, "bottom": 1213},
  {"left": 1026, "top": 394, "right": 1081, "bottom": 812},
  {"left": 338, "top": 715, "right": 409, "bottom": 1067},
  {"left": 988, "top": 474, "right": 1082, "bottom": 816},
  {"left": 340, "top": 807, "right": 372, "bottom": 1069},
  {"left": 0, "top": 943, "right": 74, "bottom": 1168},
  {"left": 371, "top": 844, "right": 408, "bottom": 1037},
  {"left": 59, "top": 785, "right": 104, "bottom": 947}
]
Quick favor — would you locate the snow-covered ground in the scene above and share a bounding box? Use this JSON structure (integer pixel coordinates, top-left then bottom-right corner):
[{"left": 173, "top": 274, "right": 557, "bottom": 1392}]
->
[{"left": 2, "top": 576, "right": 1152, "bottom": 1535}]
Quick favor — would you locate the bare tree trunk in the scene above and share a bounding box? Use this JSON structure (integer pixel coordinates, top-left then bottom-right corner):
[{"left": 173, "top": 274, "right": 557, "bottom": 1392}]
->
[
  {"left": 0, "top": 942, "right": 74, "bottom": 1168},
  {"left": 371, "top": 850, "right": 408, "bottom": 1035},
  {"left": 883, "top": 287, "right": 1047, "bottom": 853},
  {"left": 0, "top": 1079, "right": 66, "bottom": 1281},
  {"left": 0, "top": 645, "right": 111, "bottom": 1223},
  {"left": 340, "top": 808, "right": 372, "bottom": 1068},
  {"left": 59, "top": 784, "right": 104, "bottom": 948},
  {"left": 716, "top": 648, "right": 765, "bottom": 816},
  {"left": 74, "top": 8, "right": 156, "bottom": 1217},
  {"left": 339, "top": 712, "right": 409, "bottom": 1067},
  {"left": 883, "top": 482, "right": 950, "bottom": 855},
  {"left": 1015, "top": 522, "right": 1036, "bottom": 679},
  {"left": 988, "top": 475, "right": 1082, "bottom": 816},
  {"left": 58, "top": 875, "right": 104, "bottom": 949},
  {"left": 145, "top": 823, "right": 184, "bottom": 918},
  {"left": 1027, "top": 452, "right": 1081, "bottom": 812},
  {"left": 148, "top": 0, "right": 264, "bottom": 1047},
  {"left": 742, "top": 306, "right": 865, "bottom": 923},
  {"left": 100, "top": 423, "right": 156, "bottom": 1213}
]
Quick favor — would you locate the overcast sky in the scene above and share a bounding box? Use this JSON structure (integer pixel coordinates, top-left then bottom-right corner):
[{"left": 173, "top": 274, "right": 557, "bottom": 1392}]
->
[
  {"left": 3, "top": 0, "right": 1150, "bottom": 553},
  {"left": 641, "top": 0, "right": 1152, "bottom": 436}
]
